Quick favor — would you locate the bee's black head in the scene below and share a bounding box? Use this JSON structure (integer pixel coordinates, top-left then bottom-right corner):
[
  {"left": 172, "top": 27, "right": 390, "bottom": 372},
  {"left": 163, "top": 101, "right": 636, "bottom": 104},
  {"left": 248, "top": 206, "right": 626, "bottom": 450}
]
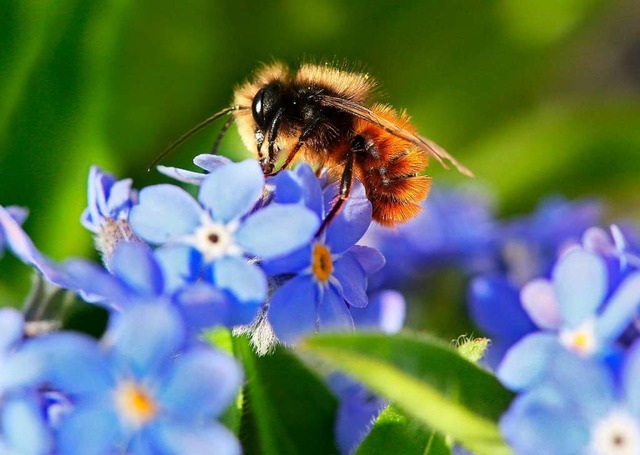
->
[{"left": 252, "top": 83, "right": 283, "bottom": 129}]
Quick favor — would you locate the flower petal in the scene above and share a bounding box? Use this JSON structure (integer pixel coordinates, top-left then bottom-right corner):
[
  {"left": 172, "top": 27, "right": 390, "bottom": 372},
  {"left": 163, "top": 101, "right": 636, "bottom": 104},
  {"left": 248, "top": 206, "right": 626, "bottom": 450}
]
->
[
  {"left": 2, "top": 395, "right": 51, "bottom": 455},
  {"left": 261, "top": 244, "right": 312, "bottom": 276},
  {"left": 0, "top": 206, "right": 73, "bottom": 290},
  {"left": 157, "top": 165, "right": 207, "bottom": 185},
  {"left": 106, "top": 178, "right": 135, "bottom": 215},
  {"left": 236, "top": 204, "right": 319, "bottom": 259},
  {"left": 19, "top": 333, "right": 112, "bottom": 395},
  {"left": 212, "top": 256, "right": 267, "bottom": 304},
  {"left": 324, "top": 180, "right": 372, "bottom": 254},
  {"left": 597, "top": 272, "right": 640, "bottom": 344},
  {"left": 623, "top": 341, "right": 640, "bottom": 416},
  {"left": 154, "top": 245, "right": 200, "bottom": 293},
  {"left": 109, "top": 305, "right": 185, "bottom": 377},
  {"left": 521, "top": 278, "right": 562, "bottom": 330},
  {"left": 468, "top": 276, "right": 536, "bottom": 344},
  {"left": 56, "top": 405, "right": 123, "bottom": 455},
  {"left": 193, "top": 154, "right": 232, "bottom": 172},
  {"left": 268, "top": 276, "right": 318, "bottom": 344},
  {"left": 130, "top": 184, "right": 202, "bottom": 244},
  {"left": 62, "top": 259, "right": 128, "bottom": 309},
  {"left": 349, "top": 245, "right": 386, "bottom": 275},
  {"left": 497, "top": 333, "right": 561, "bottom": 391},
  {"left": 174, "top": 283, "right": 231, "bottom": 334},
  {"left": 552, "top": 248, "right": 607, "bottom": 328},
  {"left": 153, "top": 422, "right": 240, "bottom": 455},
  {"left": 270, "top": 170, "right": 303, "bottom": 204},
  {"left": 318, "top": 286, "right": 354, "bottom": 332},
  {"left": 111, "top": 244, "right": 163, "bottom": 296},
  {"left": 199, "top": 159, "right": 264, "bottom": 223},
  {"left": 333, "top": 252, "right": 368, "bottom": 308},
  {"left": 159, "top": 348, "right": 242, "bottom": 419},
  {"left": 500, "top": 386, "right": 590, "bottom": 455},
  {"left": 0, "top": 308, "right": 24, "bottom": 352},
  {"left": 295, "top": 163, "right": 324, "bottom": 217}
]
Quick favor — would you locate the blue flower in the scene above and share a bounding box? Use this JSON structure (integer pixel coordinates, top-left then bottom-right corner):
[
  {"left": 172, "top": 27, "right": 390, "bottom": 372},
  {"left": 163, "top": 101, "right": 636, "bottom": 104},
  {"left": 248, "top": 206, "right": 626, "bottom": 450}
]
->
[
  {"left": 0, "top": 309, "right": 52, "bottom": 455},
  {"left": 64, "top": 242, "right": 244, "bottom": 331},
  {"left": 498, "top": 247, "right": 640, "bottom": 391},
  {"left": 264, "top": 164, "right": 384, "bottom": 344},
  {"left": 81, "top": 165, "right": 138, "bottom": 234},
  {"left": 468, "top": 197, "right": 607, "bottom": 367},
  {"left": 81, "top": 166, "right": 141, "bottom": 266},
  {"left": 501, "top": 343, "right": 640, "bottom": 455},
  {"left": 129, "top": 159, "right": 319, "bottom": 307},
  {"left": 361, "top": 185, "right": 499, "bottom": 290},
  {"left": 351, "top": 290, "right": 406, "bottom": 334},
  {"left": 33, "top": 304, "right": 242, "bottom": 455}
]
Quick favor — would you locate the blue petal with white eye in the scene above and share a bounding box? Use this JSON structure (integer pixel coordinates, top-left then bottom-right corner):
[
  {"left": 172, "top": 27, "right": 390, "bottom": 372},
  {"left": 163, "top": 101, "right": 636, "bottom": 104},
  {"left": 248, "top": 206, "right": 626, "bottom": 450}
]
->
[
  {"left": 130, "top": 184, "right": 202, "bottom": 244},
  {"left": 199, "top": 160, "right": 264, "bottom": 223},
  {"left": 236, "top": 204, "right": 319, "bottom": 259}
]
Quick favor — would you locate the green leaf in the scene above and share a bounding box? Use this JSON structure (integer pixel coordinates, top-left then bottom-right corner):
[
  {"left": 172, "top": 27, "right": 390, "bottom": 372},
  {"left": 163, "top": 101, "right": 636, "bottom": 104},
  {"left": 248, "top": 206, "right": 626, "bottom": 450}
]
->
[
  {"left": 356, "top": 406, "right": 451, "bottom": 455},
  {"left": 299, "top": 332, "right": 514, "bottom": 455},
  {"left": 235, "top": 336, "right": 338, "bottom": 455}
]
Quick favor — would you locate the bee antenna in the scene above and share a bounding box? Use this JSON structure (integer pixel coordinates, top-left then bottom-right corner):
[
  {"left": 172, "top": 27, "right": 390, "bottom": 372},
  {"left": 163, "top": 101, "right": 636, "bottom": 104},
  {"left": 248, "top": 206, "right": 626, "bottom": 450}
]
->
[{"left": 147, "top": 105, "right": 248, "bottom": 171}]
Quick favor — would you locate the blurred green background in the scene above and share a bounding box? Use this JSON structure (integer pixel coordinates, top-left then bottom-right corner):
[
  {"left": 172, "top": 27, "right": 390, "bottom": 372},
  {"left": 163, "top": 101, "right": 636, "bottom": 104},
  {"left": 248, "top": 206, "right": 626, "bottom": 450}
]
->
[{"left": 1, "top": 0, "right": 639, "bottom": 308}]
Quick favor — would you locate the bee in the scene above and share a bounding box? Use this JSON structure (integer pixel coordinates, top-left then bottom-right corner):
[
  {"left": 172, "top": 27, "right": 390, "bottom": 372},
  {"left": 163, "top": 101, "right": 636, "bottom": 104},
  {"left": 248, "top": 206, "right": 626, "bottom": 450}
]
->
[{"left": 150, "top": 61, "right": 472, "bottom": 228}]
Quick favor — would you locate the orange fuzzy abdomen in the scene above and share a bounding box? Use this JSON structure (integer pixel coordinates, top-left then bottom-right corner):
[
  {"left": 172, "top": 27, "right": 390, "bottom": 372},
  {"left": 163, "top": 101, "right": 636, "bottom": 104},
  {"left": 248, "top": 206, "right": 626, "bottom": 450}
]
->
[{"left": 352, "top": 106, "right": 431, "bottom": 227}]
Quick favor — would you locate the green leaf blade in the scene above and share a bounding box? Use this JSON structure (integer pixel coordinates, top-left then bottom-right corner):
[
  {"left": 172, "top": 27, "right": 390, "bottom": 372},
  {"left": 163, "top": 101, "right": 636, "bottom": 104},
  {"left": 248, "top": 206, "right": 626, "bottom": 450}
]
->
[{"left": 299, "top": 332, "right": 514, "bottom": 455}]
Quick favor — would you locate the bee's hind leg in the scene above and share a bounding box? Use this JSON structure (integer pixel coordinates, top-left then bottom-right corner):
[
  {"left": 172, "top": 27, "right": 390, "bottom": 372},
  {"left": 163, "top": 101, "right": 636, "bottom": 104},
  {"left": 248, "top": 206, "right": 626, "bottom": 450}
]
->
[{"left": 316, "top": 149, "right": 354, "bottom": 236}]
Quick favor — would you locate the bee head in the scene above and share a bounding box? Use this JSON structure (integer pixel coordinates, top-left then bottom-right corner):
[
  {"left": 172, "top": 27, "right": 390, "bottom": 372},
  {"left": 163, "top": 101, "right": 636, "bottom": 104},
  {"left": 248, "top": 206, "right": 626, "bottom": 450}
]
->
[{"left": 252, "top": 83, "right": 283, "bottom": 130}]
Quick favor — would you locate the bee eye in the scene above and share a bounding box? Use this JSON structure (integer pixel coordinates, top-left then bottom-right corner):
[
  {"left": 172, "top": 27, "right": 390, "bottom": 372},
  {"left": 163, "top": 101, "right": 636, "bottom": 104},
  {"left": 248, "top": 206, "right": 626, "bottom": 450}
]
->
[{"left": 252, "top": 88, "right": 265, "bottom": 128}]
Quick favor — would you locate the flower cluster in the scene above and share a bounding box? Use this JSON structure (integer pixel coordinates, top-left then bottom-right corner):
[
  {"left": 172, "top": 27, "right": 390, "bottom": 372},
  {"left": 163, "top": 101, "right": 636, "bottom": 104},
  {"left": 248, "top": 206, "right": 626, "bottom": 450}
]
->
[
  {"left": 498, "top": 230, "right": 640, "bottom": 454},
  {"left": 0, "top": 155, "right": 389, "bottom": 454}
]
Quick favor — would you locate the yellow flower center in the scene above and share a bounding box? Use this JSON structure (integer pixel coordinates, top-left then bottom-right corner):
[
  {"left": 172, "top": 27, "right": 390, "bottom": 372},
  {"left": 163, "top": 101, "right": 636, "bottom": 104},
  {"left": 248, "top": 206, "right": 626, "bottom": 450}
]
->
[
  {"left": 114, "top": 381, "right": 158, "bottom": 427},
  {"left": 312, "top": 244, "right": 333, "bottom": 284}
]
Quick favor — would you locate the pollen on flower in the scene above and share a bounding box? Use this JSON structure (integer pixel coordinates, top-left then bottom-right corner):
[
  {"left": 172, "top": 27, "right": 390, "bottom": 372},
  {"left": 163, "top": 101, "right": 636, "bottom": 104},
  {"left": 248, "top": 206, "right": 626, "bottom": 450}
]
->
[
  {"left": 560, "top": 319, "right": 597, "bottom": 356},
  {"left": 312, "top": 243, "right": 333, "bottom": 284},
  {"left": 114, "top": 381, "right": 158, "bottom": 427}
]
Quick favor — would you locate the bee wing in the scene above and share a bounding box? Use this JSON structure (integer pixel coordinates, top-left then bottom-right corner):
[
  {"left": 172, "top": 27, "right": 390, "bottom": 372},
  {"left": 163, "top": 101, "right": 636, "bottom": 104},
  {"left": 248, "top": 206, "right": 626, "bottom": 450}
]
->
[{"left": 318, "top": 95, "right": 473, "bottom": 177}]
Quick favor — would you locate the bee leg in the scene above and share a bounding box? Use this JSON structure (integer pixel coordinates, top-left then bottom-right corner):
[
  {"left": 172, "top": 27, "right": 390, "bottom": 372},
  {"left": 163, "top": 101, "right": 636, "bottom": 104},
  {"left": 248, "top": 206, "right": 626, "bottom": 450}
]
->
[
  {"left": 264, "top": 108, "right": 285, "bottom": 174},
  {"left": 209, "top": 117, "right": 235, "bottom": 155},
  {"left": 316, "top": 150, "right": 354, "bottom": 236},
  {"left": 266, "top": 117, "right": 322, "bottom": 176}
]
